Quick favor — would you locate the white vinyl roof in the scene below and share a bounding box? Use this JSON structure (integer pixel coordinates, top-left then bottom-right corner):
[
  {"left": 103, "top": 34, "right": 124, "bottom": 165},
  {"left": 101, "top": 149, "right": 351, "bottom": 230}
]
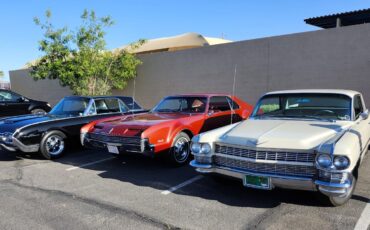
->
[{"left": 265, "top": 89, "right": 361, "bottom": 98}]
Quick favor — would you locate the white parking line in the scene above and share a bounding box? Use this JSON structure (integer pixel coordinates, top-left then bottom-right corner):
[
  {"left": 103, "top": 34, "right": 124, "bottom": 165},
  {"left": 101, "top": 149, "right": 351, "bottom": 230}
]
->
[
  {"left": 161, "top": 175, "right": 204, "bottom": 195},
  {"left": 354, "top": 200, "right": 370, "bottom": 230},
  {"left": 66, "top": 157, "right": 116, "bottom": 171}
]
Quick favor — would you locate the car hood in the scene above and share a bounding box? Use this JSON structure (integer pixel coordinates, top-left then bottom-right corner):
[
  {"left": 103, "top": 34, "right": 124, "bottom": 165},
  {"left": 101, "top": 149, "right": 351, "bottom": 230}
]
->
[
  {"left": 93, "top": 112, "right": 194, "bottom": 136},
  {"left": 218, "top": 118, "right": 353, "bottom": 150},
  {"left": 0, "top": 114, "right": 67, "bottom": 133}
]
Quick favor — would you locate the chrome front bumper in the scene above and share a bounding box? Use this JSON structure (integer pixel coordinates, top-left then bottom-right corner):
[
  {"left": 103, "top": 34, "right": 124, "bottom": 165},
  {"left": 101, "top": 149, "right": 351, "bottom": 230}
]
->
[
  {"left": 0, "top": 138, "right": 39, "bottom": 153},
  {"left": 190, "top": 160, "right": 352, "bottom": 197}
]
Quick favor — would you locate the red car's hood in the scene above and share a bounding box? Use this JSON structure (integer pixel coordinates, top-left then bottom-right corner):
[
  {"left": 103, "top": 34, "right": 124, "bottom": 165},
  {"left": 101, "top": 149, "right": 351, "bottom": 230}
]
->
[{"left": 92, "top": 112, "right": 192, "bottom": 136}]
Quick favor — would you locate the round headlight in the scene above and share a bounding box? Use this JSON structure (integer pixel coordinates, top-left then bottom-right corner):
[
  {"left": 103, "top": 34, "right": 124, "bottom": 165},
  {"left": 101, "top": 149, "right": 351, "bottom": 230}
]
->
[
  {"left": 317, "top": 154, "right": 332, "bottom": 168},
  {"left": 191, "top": 142, "right": 201, "bottom": 154},
  {"left": 333, "top": 156, "right": 350, "bottom": 170},
  {"left": 200, "top": 143, "right": 211, "bottom": 154}
]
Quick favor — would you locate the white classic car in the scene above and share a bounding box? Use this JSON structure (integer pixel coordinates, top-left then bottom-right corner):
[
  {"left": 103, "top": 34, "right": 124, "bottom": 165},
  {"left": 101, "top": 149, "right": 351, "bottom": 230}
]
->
[{"left": 190, "top": 89, "right": 370, "bottom": 206}]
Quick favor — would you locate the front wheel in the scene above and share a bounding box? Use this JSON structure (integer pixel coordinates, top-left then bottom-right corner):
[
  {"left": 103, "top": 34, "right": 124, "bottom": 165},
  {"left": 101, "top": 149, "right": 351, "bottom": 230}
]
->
[
  {"left": 166, "top": 132, "right": 191, "bottom": 166},
  {"left": 40, "top": 130, "right": 67, "bottom": 160}
]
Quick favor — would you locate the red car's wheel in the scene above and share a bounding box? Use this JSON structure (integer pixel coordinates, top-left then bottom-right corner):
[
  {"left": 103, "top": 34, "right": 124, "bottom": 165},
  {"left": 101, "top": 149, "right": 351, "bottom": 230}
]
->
[{"left": 167, "top": 132, "right": 191, "bottom": 166}]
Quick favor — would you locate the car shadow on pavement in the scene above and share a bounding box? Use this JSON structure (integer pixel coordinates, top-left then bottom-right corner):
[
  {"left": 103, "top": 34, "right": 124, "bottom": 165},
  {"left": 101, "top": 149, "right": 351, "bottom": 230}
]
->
[
  {"left": 57, "top": 151, "right": 347, "bottom": 209},
  {"left": 0, "top": 150, "right": 45, "bottom": 161}
]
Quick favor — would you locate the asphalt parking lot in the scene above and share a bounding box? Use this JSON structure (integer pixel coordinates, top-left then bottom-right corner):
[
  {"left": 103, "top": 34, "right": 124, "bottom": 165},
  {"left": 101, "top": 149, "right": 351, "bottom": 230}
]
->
[{"left": 0, "top": 149, "right": 369, "bottom": 230}]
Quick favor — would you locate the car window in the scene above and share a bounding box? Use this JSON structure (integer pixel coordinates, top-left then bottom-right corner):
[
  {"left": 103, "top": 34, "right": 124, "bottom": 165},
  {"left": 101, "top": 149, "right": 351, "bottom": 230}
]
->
[
  {"left": 49, "top": 97, "right": 90, "bottom": 116},
  {"left": 256, "top": 97, "right": 280, "bottom": 115},
  {"left": 209, "top": 96, "right": 231, "bottom": 112},
  {"left": 226, "top": 97, "right": 240, "bottom": 109},
  {"left": 118, "top": 97, "right": 142, "bottom": 110},
  {"left": 152, "top": 97, "right": 207, "bottom": 113},
  {"left": 0, "top": 91, "right": 21, "bottom": 102},
  {"left": 87, "top": 102, "right": 97, "bottom": 115},
  {"left": 354, "top": 95, "right": 364, "bottom": 119},
  {"left": 95, "top": 98, "right": 123, "bottom": 114},
  {"left": 252, "top": 94, "right": 352, "bottom": 121}
]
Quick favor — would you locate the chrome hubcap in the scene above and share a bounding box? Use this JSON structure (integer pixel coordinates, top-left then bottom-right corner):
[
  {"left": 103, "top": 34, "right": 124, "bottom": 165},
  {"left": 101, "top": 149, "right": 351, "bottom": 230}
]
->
[
  {"left": 173, "top": 137, "right": 189, "bottom": 163},
  {"left": 46, "top": 135, "right": 64, "bottom": 156}
]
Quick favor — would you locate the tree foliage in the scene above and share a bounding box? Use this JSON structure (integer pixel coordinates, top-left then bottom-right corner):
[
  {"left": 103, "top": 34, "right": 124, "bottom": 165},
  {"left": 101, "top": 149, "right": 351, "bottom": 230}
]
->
[
  {"left": 0, "top": 70, "right": 3, "bottom": 78},
  {"left": 31, "top": 10, "right": 144, "bottom": 96}
]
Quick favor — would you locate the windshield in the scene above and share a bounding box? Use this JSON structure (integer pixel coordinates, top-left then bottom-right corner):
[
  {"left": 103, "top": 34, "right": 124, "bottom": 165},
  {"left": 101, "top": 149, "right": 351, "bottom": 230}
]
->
[
  {"left": 118, "top": 97, "right": 142, "bottom": 110},
  {"left": 49, "top": 97, "right": 90, "bottom": 116},
  {"left": 152, "top": 97, "right": 207, "bottom": 113},
  {"left": 252, "top": 93, "right": 352, "bottom": 121}
]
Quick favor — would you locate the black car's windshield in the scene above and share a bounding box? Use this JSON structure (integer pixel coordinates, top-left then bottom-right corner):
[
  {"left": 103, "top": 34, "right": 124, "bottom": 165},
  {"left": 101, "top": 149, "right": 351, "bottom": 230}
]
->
[
  {"left": 119, "top": 97, "right": 142, "bottom": 110},
  {"left": 252, "top": 93, "right": 352, "bottom": 121},
  {"left": 49, "top": 97, "right": 90, "bottom": 116},
  {"left": 152, "top": 97, "right": 207, "bottom": 113}
]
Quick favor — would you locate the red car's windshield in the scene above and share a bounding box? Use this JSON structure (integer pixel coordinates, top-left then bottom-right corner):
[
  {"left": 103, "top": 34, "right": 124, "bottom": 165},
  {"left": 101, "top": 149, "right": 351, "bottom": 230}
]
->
[{"left": 152, "top": 97, "right": 207, "bottom": 113}]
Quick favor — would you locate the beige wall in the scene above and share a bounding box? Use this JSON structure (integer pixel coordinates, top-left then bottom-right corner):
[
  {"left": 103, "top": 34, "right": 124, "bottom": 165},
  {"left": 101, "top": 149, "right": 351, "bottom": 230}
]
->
[{"left": 10, "top": 23, "right": 370, "bottom": 108}]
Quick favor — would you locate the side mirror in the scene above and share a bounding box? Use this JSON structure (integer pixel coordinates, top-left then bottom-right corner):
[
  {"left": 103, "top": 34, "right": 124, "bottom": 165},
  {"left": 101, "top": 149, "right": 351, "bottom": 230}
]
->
[
  {"left": 17, "top": 97, "right": 25, "bottom": 102},
  {"left": 207, "top": 110, "right": 215, "bottom": 116},
  {"left": 360, "top": 110, "right": 369, "bottom": 120}
]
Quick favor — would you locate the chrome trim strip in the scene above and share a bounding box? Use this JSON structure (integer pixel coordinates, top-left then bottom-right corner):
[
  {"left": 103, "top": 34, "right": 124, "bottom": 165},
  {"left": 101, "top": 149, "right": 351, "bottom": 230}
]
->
[
  {"left": 0, "top": 143, "right": 16, "bottom": 152},
  {"left": 314, "top": 180, "right": 351, "bottom": 189},
  {"left": 12, "top": 137, "right": 39, "bottom": 152},
  {"left": 214, "top": 142, "right": 314, "bottom": 153},
  {"left": 214, "top": 153, "right": 314, "bottom": 166}
]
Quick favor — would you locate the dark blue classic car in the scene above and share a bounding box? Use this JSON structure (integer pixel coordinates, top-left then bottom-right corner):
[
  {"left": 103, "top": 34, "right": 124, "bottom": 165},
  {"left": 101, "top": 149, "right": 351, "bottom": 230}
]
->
[{"left": 0, "top": 96, "right": 146, "bottom": 159}]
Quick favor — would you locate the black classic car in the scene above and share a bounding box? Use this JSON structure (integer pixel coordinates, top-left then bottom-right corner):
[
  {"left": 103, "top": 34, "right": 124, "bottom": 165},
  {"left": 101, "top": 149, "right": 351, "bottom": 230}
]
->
[
  {"left": 0, "top": 89, "right": 51, "bottom": 116},
  {"left": 0, "top": 96, "right": 145, "bottom": 159}
]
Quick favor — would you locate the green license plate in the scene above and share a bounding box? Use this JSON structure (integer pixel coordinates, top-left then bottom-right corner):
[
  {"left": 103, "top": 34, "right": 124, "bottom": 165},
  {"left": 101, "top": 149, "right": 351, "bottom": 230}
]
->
[{"left": 243, "top": 174, "right": 271, "bottom": 190}]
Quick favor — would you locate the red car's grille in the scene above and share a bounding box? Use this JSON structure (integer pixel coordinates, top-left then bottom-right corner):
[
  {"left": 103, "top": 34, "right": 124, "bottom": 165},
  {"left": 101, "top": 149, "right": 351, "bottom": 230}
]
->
[{"left": 88, "top": 133, "right": 141, "bottom": 145}]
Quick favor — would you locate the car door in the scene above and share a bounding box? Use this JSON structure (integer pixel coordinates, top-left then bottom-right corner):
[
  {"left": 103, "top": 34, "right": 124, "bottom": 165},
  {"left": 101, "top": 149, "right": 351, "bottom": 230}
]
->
[
  {"left": 0, "top": 90, "right": 30, "bottom": 116},
  {"left": 351, "top": 95, "right": 370, "bottom": 160},
  {"left": 200, "top": 96, "right": 235, "bottom": 132}
]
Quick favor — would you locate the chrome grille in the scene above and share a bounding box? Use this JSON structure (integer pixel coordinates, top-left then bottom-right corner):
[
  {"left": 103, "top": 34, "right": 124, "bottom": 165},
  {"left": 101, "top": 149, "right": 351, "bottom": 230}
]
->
[
  {"left": 88, "top": 133, "right": 141, "bottom": 145},
  {"left": 214, "top": 144, "right": 316, "bottom": 178},
  {"left": 215, "top": 144, "right": 315, "bottom": 163},
  {"left": 214, "top": 156, "right": 316, "bottom": 177}
]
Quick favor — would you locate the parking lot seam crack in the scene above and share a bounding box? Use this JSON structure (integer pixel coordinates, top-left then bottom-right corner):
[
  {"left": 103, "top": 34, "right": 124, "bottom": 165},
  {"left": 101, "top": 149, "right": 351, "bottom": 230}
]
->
[{"left": 5, "top": 180, "right": 181, "bottom": 230}]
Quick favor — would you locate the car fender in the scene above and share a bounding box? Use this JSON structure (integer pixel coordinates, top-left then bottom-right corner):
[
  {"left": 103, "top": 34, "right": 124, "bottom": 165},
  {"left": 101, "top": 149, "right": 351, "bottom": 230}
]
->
[{"left": 332, "top": 130, "right": 362, "bottom": 172}]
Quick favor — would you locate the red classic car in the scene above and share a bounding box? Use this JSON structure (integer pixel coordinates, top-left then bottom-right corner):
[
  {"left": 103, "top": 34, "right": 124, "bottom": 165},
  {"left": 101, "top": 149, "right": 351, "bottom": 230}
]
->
[{"left": 81, "top": 94, "right": 253, "bottom": 165}]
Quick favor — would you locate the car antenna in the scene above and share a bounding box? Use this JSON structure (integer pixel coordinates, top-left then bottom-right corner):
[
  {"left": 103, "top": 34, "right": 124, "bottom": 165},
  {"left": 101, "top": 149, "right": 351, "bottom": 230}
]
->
[
  {"left": 132, "top": 77, "right": 136, "bottom": 120},
  {"left": 230, "top": 64, "right": 237, "bottom": 124}
]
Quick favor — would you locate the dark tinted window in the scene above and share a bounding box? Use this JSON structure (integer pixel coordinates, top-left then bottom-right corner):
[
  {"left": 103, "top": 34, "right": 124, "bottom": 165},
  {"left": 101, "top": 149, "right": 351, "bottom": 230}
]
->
[
  {"left": 118, "top": 97, "right": 142, "bottom": 110},
  {"left": 95, "top": 98, "right": 126, "bottom": 114},
  {"left": 153, "top": 97, "right": 207, "bottom": 113},
  {"left": 209, "top": 96, "right": 231, "bottom": 112},
  {"left": 50, "top": 97, "right": 90, "bottom": 116},
  {"left": 226, "top": 97, "right": 240, "bottom": 109},
  {"left": 0, "top": 90, "right": 21, "bottom": 102}
]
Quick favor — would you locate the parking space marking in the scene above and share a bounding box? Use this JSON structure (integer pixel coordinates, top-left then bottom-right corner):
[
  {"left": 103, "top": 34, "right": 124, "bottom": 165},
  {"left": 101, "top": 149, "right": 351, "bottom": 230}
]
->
[
  {"left": 66, "top": 157, "right": 116, "bottom": 171},
  {"left": 354, "top": 200, "right": 370, "bottom": 230},
  {"left": 161, "top": 175, "right": 203, "bottom": 195}
]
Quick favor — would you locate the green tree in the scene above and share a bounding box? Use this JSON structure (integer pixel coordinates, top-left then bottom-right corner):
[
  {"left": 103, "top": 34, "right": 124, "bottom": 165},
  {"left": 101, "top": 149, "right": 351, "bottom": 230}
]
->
[
  {"left": 31, "top": 10, "right": 144, "bottom": 96},
  {"left": 0, "top": 70, "right": 3, "bottom": 78}
]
